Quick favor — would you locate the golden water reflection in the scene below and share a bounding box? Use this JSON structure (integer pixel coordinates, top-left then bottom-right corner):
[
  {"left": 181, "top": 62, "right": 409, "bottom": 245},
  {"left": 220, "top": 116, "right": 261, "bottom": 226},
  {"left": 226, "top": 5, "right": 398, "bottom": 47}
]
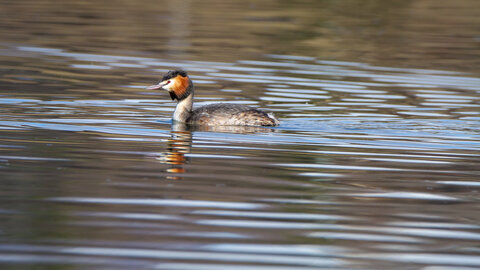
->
[
  {"left": 155, "top": 123, "right": 192, "bottom": 180},
  {"left": 156, "top": 123, "right": 279, "bottom": 180}
]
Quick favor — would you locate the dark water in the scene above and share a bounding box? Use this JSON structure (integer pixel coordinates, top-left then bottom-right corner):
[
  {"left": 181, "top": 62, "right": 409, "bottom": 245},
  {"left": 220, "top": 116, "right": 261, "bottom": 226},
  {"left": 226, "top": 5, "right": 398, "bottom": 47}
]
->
[{"left": 1, "top": 0, "right": 480, "bottom": 269}]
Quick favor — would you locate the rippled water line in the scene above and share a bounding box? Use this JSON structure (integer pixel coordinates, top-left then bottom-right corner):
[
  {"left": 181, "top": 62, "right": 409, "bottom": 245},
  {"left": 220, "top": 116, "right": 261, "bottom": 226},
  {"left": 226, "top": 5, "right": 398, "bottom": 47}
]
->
[
  {"left": 348, "top": 192, "right": 459, "bottom": 201},
  {"left": 365, "top": 158, "right": 451, "bottom": 164},
  {"left": 278, "top": 163, "right": 405, "bottom": 172},
  {"left": 265, "top": 92, "right": 331, "bottom": 99},
  {"left": 196, "top": 219, "right": 342, "bottom": 230},
  {"left": 305, "top": 150, "right": 463, "bottom": 160},
  {"left": 308, "top": 232, "right": 424, "bottom": 243},
  {"left": 385, "top": 221, "right": 480, "bottom": 229},
  {"left": 368, "top": 74, "right": 480, "bottom": 90},
  {"left": 62, "top": 247, "right": 342, "bottom": 267},
  {"left": 17, "top": 46, "right": 156, "bottom": 63},
  {"left": 329, "top": 140, "right": 479, "bottom": 152},
  {"left": 191, "top": 210, "right": 351, "bottom": 221},
  {"left": 0, "top": 155, "right": 69, "bottom": 161},
  {"left": 348, "top": 253, "right": 480, "bottom": 267},
  {"left": 191, "top": 219, "right": 480, "bottom": 243},
  {"left": 323, "top": 133, "right": 479, "bottom": 142},
  {"left": 437, "top": 181, "right": 480, "bottom": 187},
  {"left": 339, "top": 226, "right": 480, "bottom": 241},
  {"left": 153, "top": 262, "right": 328, "bottom": 270},
  {"left": 207, "top": 72, "right": 312, "bottom": 82},
  {"left": 152, "top": 231, "right": 250, "bottom": 240},
  {"left": 47, "top": 197, "right": 265, "bottom": 210},
  {"left": 196, "top": 130, "right": 480, "bottom": 151},
  {"left": 315, "top": 60, "right": 462, "bottom": 75},
  {"left": 203, "top": 243, "right": 343, "bottom": 256},
  {"left": 75, "top": 211, "right": 182, "bottom": 221},
  {"left": 0, "top": 244, "right": 342, "bottom": 267},
  {"left": 267, "top": 88, "right": 329, "bottom": 94},
  {"left": 0, "top": 121, "right": 172, "bottom": 137},
  {"left": 377, "top": 228, "right": 480, "bottom": 241},
  {"left": 0, "top": 254, "right": 151, "bottom": 267}
]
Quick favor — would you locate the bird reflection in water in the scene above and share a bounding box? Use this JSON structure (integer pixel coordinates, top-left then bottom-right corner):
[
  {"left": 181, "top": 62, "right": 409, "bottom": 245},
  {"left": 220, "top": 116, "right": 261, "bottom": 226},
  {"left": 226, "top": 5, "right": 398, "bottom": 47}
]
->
[
  {"left": 155, "top": 123, "right": 192, "bottom": 180},
  {"left": 155, "top": 123, "right": 278, "bottom": 180}
]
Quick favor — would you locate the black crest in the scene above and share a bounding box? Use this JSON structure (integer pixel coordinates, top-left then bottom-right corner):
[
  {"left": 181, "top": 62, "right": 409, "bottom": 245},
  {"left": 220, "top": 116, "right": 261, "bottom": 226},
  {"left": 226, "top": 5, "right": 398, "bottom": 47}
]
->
[{"left": 162, "top": 70, "right": 188, "bottom": 81}]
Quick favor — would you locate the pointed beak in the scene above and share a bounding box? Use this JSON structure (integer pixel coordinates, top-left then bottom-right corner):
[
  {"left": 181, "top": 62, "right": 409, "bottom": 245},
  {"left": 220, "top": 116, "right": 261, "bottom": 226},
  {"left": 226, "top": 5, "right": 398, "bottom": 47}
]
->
[{"left": 146, "top": 81, "right": 167, "bottom": 90}]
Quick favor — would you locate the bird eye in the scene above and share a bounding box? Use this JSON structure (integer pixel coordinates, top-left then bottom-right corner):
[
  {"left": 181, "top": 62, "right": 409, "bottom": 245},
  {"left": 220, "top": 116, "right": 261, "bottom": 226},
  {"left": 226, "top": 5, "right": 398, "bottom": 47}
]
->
[{"left": 167, "top": 80, "right": 171, "bottom": 84}]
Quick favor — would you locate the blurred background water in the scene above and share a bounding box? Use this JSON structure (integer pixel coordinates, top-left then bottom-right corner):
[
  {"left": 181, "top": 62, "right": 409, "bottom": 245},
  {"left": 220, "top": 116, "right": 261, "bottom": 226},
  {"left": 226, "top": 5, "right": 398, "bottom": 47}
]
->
[{"left": 1, "top": 0, "right": 480, "bottom": 269}]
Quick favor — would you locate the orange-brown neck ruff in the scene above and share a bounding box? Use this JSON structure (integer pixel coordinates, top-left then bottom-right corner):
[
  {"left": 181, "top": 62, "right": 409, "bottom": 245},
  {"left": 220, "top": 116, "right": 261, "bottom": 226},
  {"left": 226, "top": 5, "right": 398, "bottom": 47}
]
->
[{"left": 170, "top": 75, "right": 191, "bottom": 101}]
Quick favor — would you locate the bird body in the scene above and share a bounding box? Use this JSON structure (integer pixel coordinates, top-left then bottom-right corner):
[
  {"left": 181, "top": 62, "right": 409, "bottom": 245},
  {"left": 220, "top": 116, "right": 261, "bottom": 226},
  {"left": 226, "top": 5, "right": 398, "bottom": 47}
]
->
[{"left": 147, "top": 70, "right": 279, "bottom": 127}]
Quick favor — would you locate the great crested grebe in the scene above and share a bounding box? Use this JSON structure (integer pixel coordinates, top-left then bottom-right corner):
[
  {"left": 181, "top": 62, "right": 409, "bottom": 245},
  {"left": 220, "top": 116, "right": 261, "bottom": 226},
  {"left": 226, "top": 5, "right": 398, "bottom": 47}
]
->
[{"left": 147, "top": 70, "right": 280, "bottom": 126}]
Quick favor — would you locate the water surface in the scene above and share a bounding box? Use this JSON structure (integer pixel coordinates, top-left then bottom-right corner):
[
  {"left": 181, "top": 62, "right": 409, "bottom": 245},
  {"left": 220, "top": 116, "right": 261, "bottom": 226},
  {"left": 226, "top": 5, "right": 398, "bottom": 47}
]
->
[{"left": 1, "top": 0, "right": 480, "bottom": 269}]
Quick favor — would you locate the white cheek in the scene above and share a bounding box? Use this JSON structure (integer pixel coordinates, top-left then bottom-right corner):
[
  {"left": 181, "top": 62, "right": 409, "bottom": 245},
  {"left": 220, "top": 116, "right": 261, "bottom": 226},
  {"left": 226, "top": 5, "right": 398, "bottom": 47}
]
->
[
  {"left": 162, "top": 82, "right": 174, "bottom": 91},
  {"left": 162, "top": 79, "right": 178, "bottom": 91}
]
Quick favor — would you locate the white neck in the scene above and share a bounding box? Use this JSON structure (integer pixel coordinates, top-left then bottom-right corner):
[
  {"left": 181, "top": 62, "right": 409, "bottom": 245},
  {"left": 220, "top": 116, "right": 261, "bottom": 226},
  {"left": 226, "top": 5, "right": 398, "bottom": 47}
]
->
[{"left": 173, "top": 94, "right": 193, "bottom": 123}]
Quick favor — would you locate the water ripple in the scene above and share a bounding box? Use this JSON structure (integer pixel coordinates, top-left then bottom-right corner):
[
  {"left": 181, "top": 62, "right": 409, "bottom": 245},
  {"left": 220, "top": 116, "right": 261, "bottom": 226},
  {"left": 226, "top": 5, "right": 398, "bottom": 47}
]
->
[
  {"left": 47, "top": 197, "right": 265, "bottom": 210},
  {"left": 349, "top": 192, "right": 459, "bottom": 201}
]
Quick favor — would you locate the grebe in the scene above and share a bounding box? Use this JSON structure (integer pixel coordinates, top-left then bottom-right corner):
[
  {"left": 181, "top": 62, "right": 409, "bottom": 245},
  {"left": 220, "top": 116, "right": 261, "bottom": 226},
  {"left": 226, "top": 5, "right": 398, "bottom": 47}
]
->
[{"left": 147, "top": 70, "right": 280, "bottom": 126}]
